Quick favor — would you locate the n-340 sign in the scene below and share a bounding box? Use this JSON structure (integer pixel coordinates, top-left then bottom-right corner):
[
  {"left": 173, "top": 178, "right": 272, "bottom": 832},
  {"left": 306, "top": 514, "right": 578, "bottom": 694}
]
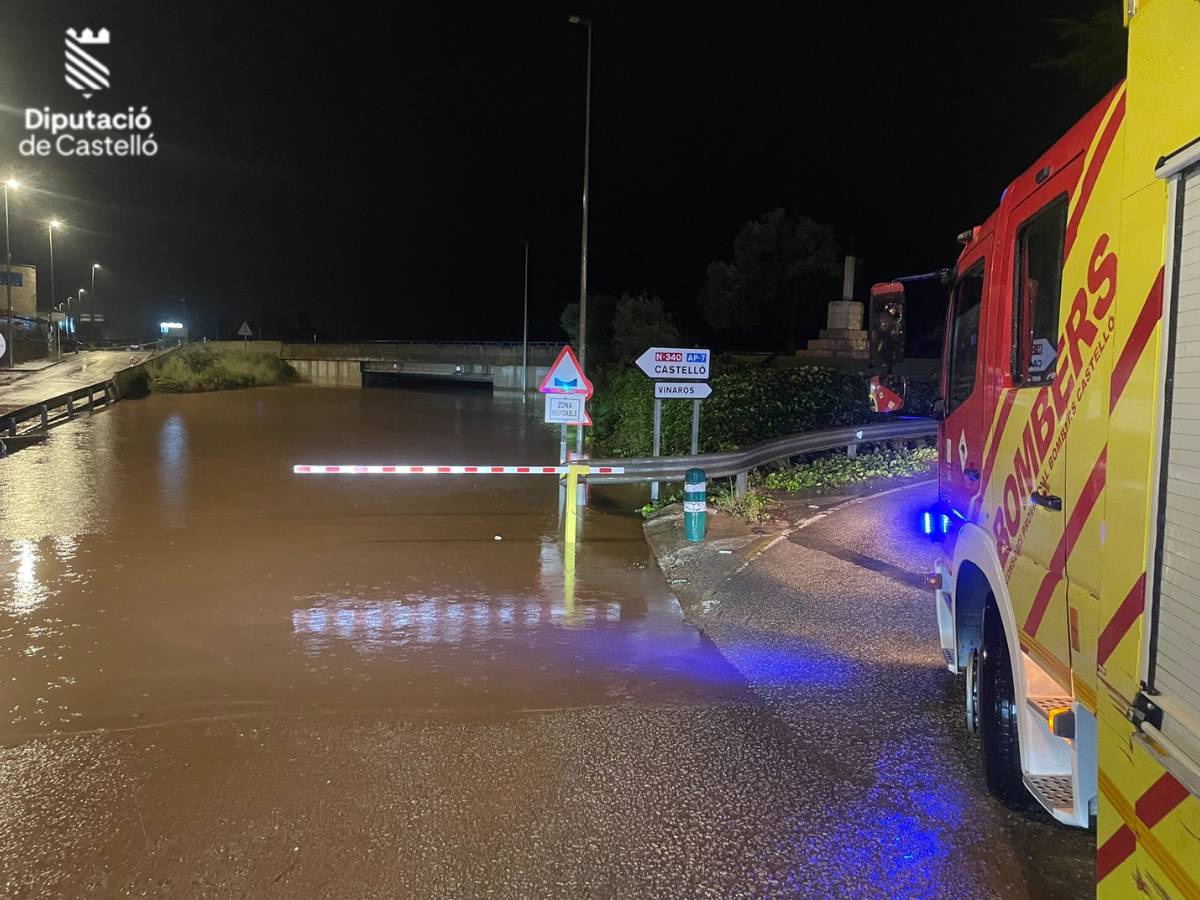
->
[{"left": 635, "top": 347, "right": 710, "bottom": 380}]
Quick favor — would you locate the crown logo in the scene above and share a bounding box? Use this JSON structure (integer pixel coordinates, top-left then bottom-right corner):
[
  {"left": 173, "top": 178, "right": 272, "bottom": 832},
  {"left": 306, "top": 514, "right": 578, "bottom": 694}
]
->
[
  {"left": 64, "top": 27, "right": 111, "bottom": 98},
  {"left": 66, "top": 28, "right": 110, "bottom": 45}
]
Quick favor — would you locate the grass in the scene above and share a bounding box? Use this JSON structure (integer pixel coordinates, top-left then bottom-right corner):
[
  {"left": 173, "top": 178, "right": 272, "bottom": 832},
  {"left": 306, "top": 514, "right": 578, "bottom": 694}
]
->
[
  {"left": 710, "top": 487, "right": 773, "bottom": 523},
  {"left": 146, "top": 344, "right": 299, "bottom": 393}
]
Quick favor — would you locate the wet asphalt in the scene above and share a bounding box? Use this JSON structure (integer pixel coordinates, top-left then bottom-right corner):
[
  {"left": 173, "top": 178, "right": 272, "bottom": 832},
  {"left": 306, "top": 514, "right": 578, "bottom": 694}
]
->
[{"left": 1, "top": 473, "right": 1094, "bottom": 898}]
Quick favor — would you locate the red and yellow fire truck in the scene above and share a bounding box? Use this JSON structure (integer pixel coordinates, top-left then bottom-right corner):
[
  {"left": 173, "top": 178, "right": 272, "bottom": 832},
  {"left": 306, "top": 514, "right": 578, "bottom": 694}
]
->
[{"left": 876, "top": 1, "right": 1199, "bottom": 893}]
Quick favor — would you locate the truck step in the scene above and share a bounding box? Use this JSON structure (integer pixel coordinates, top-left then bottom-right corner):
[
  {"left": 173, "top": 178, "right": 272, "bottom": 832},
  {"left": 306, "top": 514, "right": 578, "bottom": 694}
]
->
[
  {"left": 1026, "top": 696, "right": 1075, "bottom": 738},
  {"left": 1024, "top": 774, "right": 1074, "bottom": 814}
]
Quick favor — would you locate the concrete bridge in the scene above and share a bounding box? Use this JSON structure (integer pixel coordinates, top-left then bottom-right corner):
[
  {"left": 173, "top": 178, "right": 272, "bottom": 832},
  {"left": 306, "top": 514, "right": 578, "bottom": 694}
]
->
[{"left": 220, "top": 341, "right": 561, "bottom": 390}]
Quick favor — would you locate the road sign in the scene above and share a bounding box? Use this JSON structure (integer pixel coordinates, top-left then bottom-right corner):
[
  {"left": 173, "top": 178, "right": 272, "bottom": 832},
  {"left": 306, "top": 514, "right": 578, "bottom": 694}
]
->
[
  {"left": 654, "top": 382, "right": 712, "bottom": 400},
  {"left": 238, "top": 321, "right": 253, "bottom": 338},
  {"left": 544, "top": 393, "right": 591, "bottom": 425},
  {"left": 538, "top": 344, "right": 592, "bottom": 397},
  {"left": 1029, "top": 337, "right": 1056, "bottom": 374},
  {"left": 635, "top": 347, "right": 710, "bottom": 380}
]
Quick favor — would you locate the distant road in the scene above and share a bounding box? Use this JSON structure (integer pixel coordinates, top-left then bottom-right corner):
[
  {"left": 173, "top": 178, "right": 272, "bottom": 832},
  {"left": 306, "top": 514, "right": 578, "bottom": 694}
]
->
[{"left": 0, "top": 350, "right": 156, "bottom": 416}]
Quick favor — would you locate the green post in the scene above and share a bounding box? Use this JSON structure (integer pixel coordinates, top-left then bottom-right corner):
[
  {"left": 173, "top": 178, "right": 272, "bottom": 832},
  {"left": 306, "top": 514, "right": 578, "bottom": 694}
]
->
[{"left": 684, "top": 468, "right": 706, "bottom": 542}]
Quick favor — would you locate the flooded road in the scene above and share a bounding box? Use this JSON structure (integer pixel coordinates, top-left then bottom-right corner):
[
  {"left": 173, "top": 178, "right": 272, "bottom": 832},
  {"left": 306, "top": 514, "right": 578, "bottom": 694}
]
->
[
  {"left": 0, "top": 386, "right": 739, "bottom": 735},
  {"left": 0, "top": 385, "right": 1092, "bottom": 898}
]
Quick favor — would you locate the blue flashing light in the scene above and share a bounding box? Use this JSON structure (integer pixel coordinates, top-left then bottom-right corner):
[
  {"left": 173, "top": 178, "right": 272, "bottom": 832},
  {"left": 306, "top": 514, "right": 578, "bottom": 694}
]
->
[
  {"left": 922, "top": 511, "right": 933, "bottom": 536},
  {"left": 940, "top": 514, "right": 951, "bottom": 535}
]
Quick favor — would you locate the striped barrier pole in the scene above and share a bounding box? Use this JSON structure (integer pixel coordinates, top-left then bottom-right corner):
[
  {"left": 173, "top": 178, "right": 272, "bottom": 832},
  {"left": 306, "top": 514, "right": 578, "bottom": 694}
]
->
[{"left": 292, "top": 464, "right": 624, "bottom": 476}]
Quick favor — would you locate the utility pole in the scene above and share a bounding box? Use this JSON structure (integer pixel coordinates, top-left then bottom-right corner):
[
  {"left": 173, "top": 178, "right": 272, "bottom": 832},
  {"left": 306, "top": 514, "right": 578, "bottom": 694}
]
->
[
  {"left": 522, "top": 240, "right": 529, "bottom": 397},
  {"left": 568, "top": 15, "right": 592, "bottom": 457}
]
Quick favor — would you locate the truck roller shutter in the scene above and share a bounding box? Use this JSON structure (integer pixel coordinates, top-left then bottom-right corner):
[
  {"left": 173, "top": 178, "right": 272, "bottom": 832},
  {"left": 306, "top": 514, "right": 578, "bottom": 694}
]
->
[{"left": 1142, "top": 155, "right": 1200, "bottom": 793}]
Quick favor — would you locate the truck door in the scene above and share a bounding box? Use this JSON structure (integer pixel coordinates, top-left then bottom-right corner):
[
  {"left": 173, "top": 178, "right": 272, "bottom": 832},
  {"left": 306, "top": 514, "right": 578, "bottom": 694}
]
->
[
  {"left": 996, "top": 183, "right": 1075, "bottom": 689},
  {"left": 940, "top": 241, "right": 991, "bottom": 520}
]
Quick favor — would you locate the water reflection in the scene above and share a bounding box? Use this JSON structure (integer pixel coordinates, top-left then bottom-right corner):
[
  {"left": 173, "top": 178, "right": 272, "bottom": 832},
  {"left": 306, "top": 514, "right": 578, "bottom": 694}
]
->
[
  {"left": 291, "top": 595, "right": 627, "bottom": 654},
  {"left": 8, "top": 540, "right": 49, "bottom": 616},
  {"left": 158, "top": 414, "right": 188, "bottom": 529}
]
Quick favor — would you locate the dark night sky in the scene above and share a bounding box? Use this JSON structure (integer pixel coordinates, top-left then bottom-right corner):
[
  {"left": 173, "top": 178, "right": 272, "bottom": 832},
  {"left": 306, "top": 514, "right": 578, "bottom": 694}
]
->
[{"left": 0, "top": 1, "right": 1117, "bottom": 346}]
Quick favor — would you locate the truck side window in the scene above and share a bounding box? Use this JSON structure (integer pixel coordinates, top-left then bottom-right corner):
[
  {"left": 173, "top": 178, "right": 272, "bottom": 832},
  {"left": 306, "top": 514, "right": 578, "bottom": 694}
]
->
[
  {"left": 947, "top": 261, "right": 985, "bottom": 413},
  {"left": 1012, "top": 196, "right": 1068, "bottom": 385}
]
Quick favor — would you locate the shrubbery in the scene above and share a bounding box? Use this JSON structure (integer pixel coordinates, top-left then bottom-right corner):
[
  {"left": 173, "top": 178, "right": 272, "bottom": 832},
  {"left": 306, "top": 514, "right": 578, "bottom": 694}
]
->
[
  {"left": 146, "top": 344, "right": 299, "bottom": 393},
  {"left": 592, "top": 360, "right": 937, "bottom": 457},
  {"left": 759, "top": 446, "right": 936, "bottom": 491}
]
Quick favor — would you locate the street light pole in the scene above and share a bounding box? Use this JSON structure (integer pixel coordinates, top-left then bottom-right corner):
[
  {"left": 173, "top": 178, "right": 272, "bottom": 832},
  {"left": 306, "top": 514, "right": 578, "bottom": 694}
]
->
[
  {"left": 3, "top": 179, "right": 18, "bottom": 368},
  {"left": 568, "top": 15, "right": 592, "bottom": 456},
  {"left": 48, "top": 220, "right": 60, "bottom": 361},
  {"left": 522, "top": 240, "right": 529, "bottom": 397}
]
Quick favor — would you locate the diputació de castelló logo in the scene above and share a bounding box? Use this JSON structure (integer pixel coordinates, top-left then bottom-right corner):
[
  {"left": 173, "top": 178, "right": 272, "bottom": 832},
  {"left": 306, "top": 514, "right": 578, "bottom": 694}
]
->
[{"left": 18, "top": 27, "right": 158, "bottom": 158}]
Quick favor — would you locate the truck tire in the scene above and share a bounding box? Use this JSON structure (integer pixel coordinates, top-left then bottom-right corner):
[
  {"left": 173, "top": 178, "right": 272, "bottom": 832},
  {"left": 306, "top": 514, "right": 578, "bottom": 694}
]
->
[{"left": 978, "top": 599, "right": 1031, "bottom": 809}]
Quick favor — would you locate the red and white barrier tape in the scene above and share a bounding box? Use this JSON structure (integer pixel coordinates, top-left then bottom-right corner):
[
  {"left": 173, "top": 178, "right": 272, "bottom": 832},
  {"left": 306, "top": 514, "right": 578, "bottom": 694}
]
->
[{"left": 292, "top": 464, "right": 624, "bottom": 475}]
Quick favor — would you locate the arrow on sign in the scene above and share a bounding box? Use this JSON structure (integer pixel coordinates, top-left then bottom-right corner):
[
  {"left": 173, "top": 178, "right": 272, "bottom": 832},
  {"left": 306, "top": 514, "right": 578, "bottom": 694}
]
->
[{"left": 654, "top": 382, "right": 713, "bottom": 400}]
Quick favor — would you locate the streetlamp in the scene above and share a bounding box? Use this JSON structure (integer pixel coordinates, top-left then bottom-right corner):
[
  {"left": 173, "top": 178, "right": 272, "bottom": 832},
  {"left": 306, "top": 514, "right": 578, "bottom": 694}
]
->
[
  {"left": 48, "top": 220, "right": 61, "bottom": 360},
  {"left": 91, "top": 262, "right": 100, "bottom": 296},
  {"left": 3, "top": 178, "right": 19, "bottom": 368},
  {"left": 568, "top": 15, "right": 592, "bottom": 455}
]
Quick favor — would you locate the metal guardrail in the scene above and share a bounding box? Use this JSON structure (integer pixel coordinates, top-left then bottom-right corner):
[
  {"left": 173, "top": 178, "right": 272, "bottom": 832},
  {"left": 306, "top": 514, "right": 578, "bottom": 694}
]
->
[
  {"left": 2, "top": 380, "right": 119, "bottom": 436},
  {"left": 587, "top": 418, "right": 938, "bottom": 494}
]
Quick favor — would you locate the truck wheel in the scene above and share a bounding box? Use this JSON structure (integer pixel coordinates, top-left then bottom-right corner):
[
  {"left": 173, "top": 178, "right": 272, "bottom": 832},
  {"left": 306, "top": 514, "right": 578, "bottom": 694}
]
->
[{"left": 978, "top": 599, "right": 1031, "bottom": 809}]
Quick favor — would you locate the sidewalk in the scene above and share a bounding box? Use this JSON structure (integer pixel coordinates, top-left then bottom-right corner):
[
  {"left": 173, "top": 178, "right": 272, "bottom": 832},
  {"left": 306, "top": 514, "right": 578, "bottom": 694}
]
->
[
  {"left": 643, "top": 469, "right": 936, "bottom": 618},
  {"left": 0, "top": 357, "right": 61, "bottom": 388},
  {"left": 0, "top": 350, "right": 154, "bottom": 416}
]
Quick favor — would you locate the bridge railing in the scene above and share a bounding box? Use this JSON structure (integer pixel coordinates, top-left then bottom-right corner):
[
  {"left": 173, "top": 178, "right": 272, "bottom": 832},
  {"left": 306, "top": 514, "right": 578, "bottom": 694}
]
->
[{"left": 586, "top": 418, "right": 937, "bottom": 495}]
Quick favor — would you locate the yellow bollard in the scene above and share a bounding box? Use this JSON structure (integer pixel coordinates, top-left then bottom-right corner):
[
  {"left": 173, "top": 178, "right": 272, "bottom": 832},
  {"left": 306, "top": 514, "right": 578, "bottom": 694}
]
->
[
  {"left": 564, "top": 464, "right": 588, "bottom": 545},
  {"left": 563, "top": 531, "right": 577, "bottom": 619}
]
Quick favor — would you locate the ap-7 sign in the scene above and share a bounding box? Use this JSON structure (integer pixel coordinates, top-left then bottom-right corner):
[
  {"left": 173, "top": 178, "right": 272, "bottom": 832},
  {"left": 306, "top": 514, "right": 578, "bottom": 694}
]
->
[{"left": 635, "top": 347, "right": 710, "bottom": 380}]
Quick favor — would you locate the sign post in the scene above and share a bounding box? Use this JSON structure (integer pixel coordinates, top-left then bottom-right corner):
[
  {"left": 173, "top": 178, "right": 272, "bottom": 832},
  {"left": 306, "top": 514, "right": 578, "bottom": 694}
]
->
[
  {"left": 636, "top": 347, "right": 711, "bottom": 500},
  {"left": 539, "top": 344, "right": 593, "bottom": 511},
  {"left": 238, "top": 321, "right": 253, "bottom": 343}
]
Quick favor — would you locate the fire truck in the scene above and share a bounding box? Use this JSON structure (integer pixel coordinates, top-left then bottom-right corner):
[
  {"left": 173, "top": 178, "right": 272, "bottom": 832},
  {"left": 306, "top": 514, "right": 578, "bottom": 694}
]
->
[{"left": 874, "top": 1, "right": 1199, "bottom": 893}]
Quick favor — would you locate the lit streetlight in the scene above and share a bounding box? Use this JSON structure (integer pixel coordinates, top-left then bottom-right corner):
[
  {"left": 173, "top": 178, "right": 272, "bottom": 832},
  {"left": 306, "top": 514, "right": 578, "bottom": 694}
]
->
[
  {"left": 48, "top": 219, "right": 61, "bottom": 360},
  {"left": 568, "top": 15, "right": 592, "bottom": 456},
  {"left": 3, "top": 178, "right": 19, "bottom": 368}
]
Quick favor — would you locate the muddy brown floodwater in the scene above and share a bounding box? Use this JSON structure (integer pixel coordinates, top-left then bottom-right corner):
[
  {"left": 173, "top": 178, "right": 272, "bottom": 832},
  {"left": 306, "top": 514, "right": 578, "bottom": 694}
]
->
[{"left": 0, "top": 385, "right": 742, "bottom": 737}]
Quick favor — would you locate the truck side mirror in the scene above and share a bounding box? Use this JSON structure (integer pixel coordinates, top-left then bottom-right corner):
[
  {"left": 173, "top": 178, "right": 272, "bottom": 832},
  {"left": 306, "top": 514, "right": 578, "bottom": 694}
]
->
[
  {"left": 869, "top": 281, "right": 907, "bottom": 369},
  {"left": 869, "top": 374, "right": 907, "bottom": 413},
  {"left": 931, "top": 397, "right": 946, "bottom": 421}
]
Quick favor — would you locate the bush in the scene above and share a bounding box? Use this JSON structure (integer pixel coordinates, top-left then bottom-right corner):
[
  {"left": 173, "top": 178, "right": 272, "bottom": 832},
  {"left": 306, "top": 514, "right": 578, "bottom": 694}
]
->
[
  {"left": 759, "top": 445, "right": 936, "bottom": 492},
  {"left": 146, "top": 344, "right": 299, "bottom": 393},
  {"left": 594, "top": 361, "right": 882, "bottom": 457}
]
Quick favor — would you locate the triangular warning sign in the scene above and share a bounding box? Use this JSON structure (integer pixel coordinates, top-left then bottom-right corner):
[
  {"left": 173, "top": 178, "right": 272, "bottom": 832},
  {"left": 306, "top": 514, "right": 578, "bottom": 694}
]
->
[
  {"left": 538, "top": 345, "right": 593, "bottom": 397},
  {"left": 238, "top": 321, "right": 253, "bottom": 337}
]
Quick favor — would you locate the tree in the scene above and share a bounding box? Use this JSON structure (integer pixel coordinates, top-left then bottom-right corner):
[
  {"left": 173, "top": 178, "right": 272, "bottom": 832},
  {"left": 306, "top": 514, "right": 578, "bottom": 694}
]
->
[
  {"left": 1039, "top": 7, "right": 1126, "bottom": 92},
  {"left": 700, "top": 209, "right": 840, "bottom": 351},
  {"left": 560, "top": 292, "right": 678, "bottom": 374}
]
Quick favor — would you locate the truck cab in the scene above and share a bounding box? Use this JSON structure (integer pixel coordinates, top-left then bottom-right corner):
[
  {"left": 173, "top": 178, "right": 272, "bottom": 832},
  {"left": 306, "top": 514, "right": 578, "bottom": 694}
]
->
[{"left": 878, "top": 4, "right": 1200, "bottom": 891}]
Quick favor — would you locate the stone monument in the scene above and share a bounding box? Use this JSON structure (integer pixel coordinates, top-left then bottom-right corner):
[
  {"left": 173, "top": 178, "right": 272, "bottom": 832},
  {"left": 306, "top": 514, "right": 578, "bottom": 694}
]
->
[{"left": 804, "top": 256, "right": 868, "bottom": 359}]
